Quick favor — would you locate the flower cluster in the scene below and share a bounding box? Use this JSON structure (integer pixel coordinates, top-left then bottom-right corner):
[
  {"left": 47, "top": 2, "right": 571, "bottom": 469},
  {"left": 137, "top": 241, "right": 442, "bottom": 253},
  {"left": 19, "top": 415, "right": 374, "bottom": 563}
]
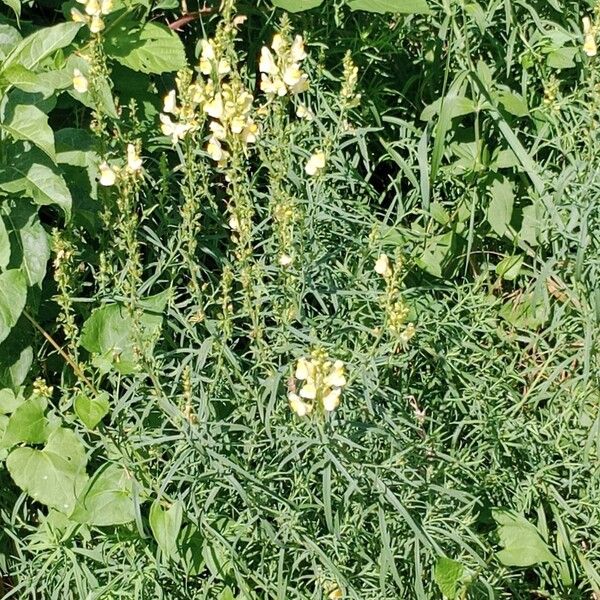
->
[
  {"left": 72, "top": 69, "right": 89, "bottom": 94},
  {"left": 98, "top": 144, "right": 143, "bottom": 187},
  {"left": 71, "top": 0, "right": 112, "bottom": 33},
  {"left": 583, "top": 16, "right": 598, "bottom": 57},
  {"left": 374, "top": 253, "right": 415, "bottom": 342},
  {"left": 259, "top": 33, "right": 309, "bottom": 97},
  {"left": 159, "top": 37, "right": 257, "bottom": 163},
  {"left": 288, "top": 350, "right": 347, "bottom": 416}
]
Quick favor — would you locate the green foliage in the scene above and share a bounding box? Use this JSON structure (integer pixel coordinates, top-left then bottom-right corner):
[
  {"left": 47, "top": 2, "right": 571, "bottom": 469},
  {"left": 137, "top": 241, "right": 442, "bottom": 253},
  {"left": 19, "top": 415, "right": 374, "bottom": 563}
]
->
[
  {"left": 0, "top": 0, "right": 599, "bottom": 598},
  {"left": 493, "top": 510, "right": 556, "bottom": 567}
]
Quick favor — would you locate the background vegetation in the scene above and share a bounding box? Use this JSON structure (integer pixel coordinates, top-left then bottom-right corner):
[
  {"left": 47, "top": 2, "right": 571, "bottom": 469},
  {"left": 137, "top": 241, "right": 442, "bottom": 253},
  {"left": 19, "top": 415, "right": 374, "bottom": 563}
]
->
[{"left": 0, "top": 0, "right": 598, "bottom": 598}]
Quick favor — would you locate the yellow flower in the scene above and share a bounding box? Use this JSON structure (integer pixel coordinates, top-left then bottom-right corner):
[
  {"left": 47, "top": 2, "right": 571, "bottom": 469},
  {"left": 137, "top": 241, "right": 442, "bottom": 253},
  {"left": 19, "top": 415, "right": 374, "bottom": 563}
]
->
[
  {"left": 279, "top": 253, "right": 293, "bottom": 266},
  {"left": 271, "top": 33, "right": 285, "bottom": 53},
  {"left": 159, "top": 114, "right": 191, "bottom": 143},
  {"left": 322, "top": 387, "right": 341, "bottom": 412},
  {"left": 288, "top": 392, "right": 312, "bottom": 416},
  {"left": 583, "top": 17, "right": 597, "bottom": 57},
  {"left": 290, "top": 35, "right": 307, "bottom": 62},
  {"left": 289, "top": 74, "right": 309, "bottom": 94},
  {"left": 240, "top": 121, "right": 258, "bottom": 144},
  {"left": 328, "top": 587, "right": 343, "bottom": 600},
  {"left": 295, "top": 357, "right": 311, "bottom": 380},
  {"left": 204, "top": 94, "right": 224, "bottom": 119},
  {"left": 282, "top": 64, "right": 303, "bottom": 87},
  {"left": 126, "top": 143, "right": 142, "bottom": 171},
  {"left": 100, "top": 0, "right": 112, "bottom": 14},
  {"left": 98, "top": 162, "right": 116, "bottom": 186},
  {"left": 305, "top": 150, "right": 325, "bottom": 176},
  {"left": 259, "top": 46, "right": 278, "bottom": 75},
  {"left": 89, "top": 15, "right": 105, "bottom": 33},
  {"left": 72, "top": 69, "right": 88, "bottom": 93},
  {"left": 299, "top": 381, "right": 316, "bottom": 400},
  {"left": 217, "top": 59, "right": 231, "bottom": 76},
  {"left": 199, "top": 39, "right": 215, "bottom": 74},
  {"left": 207, "top": 136, "right": 226, "bottom": 162},
  {"left": 260, "top": 74, "right": 287, "bottom": 97},
  {"left": 296, "top": 104, "right": 313, "bottom": 120},
  {"left": 71, "top": 7, "right": 88, "bottom": 23},
  {"left": 399, "top": 323, "right": 416, "bottom": 343},
  {"left": 85, "top": 0, "right": 100, "bottom": 15},
  {"left": 163, "top": 90, "right": 177, "bottom": 114},
  {"left": 228, "top": 215, "right": 240, "bottom": 231},
  {"left": 324, "top": 360, "right": 346, "bottom": 388},
  {"left": 209, "top": 120, "right": 227, "bottom": 140},
  {"left": 374, "top": 253, "right": 392, "bottom": 278}
]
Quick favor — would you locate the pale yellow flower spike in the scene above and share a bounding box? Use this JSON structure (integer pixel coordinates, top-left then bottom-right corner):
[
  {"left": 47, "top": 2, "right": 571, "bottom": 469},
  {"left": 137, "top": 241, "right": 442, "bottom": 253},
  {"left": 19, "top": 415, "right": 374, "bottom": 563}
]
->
[{"left": 72, "top": 69, "right": 88, "bottom": 93}]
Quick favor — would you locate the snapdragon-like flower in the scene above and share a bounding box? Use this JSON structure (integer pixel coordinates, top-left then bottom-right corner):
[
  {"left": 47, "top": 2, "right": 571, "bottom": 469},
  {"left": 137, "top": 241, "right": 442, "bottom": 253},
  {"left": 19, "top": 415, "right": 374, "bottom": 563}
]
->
[
  {"left": 126, "top": 144, "right": 143, "bottom": 172},
  {"left": 98, "top": 162, "right": 116, "bottom": 186},
  {"left": 160, "top": 114, "right": 192, "bottom": 143},
  {"left": 583, "top": 16, "right": 597, "bottom": 57},
  {"left": 163, "top": 90, "right": 178, "bottom": 114},
  {"left": 72, "top": 69, "right": 88, "bottom": 93},
  {"left": 305, "top": 150, "right": 325, "bottom": 176},
  {"left": 374, "top": 253, "right": 392, "bottom": 278},
  {"left": 288, "top": 351, "right": 347, "bottom": 416}
]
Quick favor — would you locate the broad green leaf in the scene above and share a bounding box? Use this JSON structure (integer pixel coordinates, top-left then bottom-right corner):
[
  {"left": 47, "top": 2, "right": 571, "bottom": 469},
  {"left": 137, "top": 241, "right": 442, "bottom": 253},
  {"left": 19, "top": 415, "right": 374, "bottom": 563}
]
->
[
  {"left": 56, "top": 128, "right": 97, "bottom": 167},
  {"left": 497, "top": 90, "right": 528, "bottom": 118},
  {"left": 546, "top": 47, "right": 577, "bottom": 69},
  {"left": 0, "top": 102, "right": 55, "bottom": 161},
  {"left": 5, "top": 203, "right": 50, "bottom": 286},
  {"left": 105, "top": 22, "right": 187, "bottom": 74},
  {"left": 487, "top": 177, "right": 514, "bottom": 237},
  {"left": 74, "top": 391, "right": 110, "bottom": 430},
  {"left": 1, "top": 22, "right": 83, "bottom": 74},
  {"left": 71, "top": 463, "right": 136, "bottom": 526},
  {"left": 347, "top": 0, "right": 430, "bottom": 13},
  {"left": 272, "top": 0, "right": 324, "bottom": 11},
  {"left": 1, "top": 64, "right": 70, "bottom": 98},
  {"left": 0, "top": 269, "right": 27, "bottom": 345},
  {"left": 6, "top": 428, "right": 88, "bottom": 513},
  {"left": 0, "top": 388, "right": 24, "bottom": 414},
  {"left": 493, "top": 509, "right": 556, "bottom": 566},
  {"left": 0, "top": 148, "right": 72, "bottom": 214},
  {"left": 1, "top": 395, "right": 47, "bottom": 446},
  {"left": 0, "top": 217, "right": 9, "bottom": 270},
  {"left": 495, "top": 255, "right": 523, "bottom": 281},
  {"left": 0, "top": 24, "right": 22, "bottom": 61},
  {"left": 434, "top": 557, "right": 464, "bottom": 599},
  {"left": 519, "top": 204, "right": 540, "bottom": 247},
  {"left": 150, "top": 499, "right": 183, "bottom": 558},
  {"left": 0, "top": 317, "right": 33, "bottom": 391},
  {"left": 1, "top": 0, "right": 20, "bottom": 21},
  {"left": 80, "top": 291, "right": 168, "bottom": 375}
]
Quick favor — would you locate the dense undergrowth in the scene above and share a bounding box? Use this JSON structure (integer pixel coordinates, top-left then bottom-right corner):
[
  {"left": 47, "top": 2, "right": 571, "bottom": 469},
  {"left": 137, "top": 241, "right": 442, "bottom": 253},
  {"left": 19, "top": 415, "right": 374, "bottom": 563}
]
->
[{"left": 0, "top": 0, "right": 599, "bottom": 598}]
